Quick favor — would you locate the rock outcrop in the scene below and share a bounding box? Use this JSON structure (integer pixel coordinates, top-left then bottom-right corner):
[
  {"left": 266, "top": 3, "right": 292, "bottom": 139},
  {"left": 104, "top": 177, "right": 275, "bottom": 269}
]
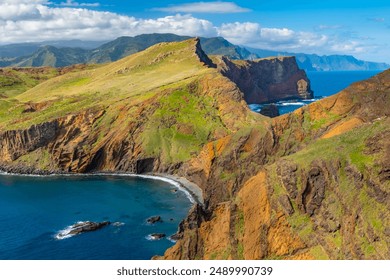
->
[
  {"left": 147, "top": 216, "right": 162, "bottom": 224},
  {"left": 55, "top": 221, "right": 111, "bottom": 239},
  {"left": 215, "top": 56, "right": 313, "bottom": 104},
  {"left": 259, "top": 104, "right": 280, "bottom": 118}
]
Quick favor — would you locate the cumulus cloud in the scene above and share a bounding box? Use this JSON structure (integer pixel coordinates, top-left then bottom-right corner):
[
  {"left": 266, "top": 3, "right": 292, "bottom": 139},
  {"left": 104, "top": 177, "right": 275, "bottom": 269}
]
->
[
  {"left": 0, "top": 0, "right": 45, "bottom": 20},
  {"left": 0, "top": 1, "right": 217, "bottom": 43},
  {"left": 152, "top": 1, "right": 251, "bottom": 14},
  {"left": 0, "top": 0, "right": 375, "bottom": 57},
  {"left": 218, "top": 22, "right": 330, "bottom": 53},
  {"left": 59, "top": 0, "right": 100, "bottom": 8}
]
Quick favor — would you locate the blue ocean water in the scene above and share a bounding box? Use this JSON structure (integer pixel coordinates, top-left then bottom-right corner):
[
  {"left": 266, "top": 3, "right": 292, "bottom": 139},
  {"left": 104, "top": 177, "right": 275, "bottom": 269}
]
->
[
  {"left": 0, "top": 174, "right": 192, "bottom": 260},
  {"left": 249, "top": 70, "right": 382, "bottom": 115}
]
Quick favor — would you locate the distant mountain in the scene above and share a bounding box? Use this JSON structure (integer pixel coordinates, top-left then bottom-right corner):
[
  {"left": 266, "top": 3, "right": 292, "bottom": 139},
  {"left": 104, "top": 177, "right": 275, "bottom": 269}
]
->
[
  {"left": 199, "top": 37, "right": 256, "bottom": 60},
  {"left": 247, "top": 47, "right": 389, "bottom": 71},
  {"left": 0, "top": 34, "right": 388, "bottom": 71},
  {"left": 0, "top": 34, "right": 252, "bottom": 67},
  {"left": 88, "top": 34, "right": 191, "bottom": 63},
  {"left": 0, "top": 40, "right": 106, "bottom": 58},
  {"left": 11, "top": 46, "right": 90, "bottom": 67},
  {"left": 87, "top": 34, "right": 255, "bottom": 64}
]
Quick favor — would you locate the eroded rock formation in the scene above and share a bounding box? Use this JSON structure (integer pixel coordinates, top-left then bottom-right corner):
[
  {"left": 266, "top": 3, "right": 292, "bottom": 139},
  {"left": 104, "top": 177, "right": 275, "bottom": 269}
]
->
[{"left": 215, "top": 56, "right": 313, "bottom": 103}]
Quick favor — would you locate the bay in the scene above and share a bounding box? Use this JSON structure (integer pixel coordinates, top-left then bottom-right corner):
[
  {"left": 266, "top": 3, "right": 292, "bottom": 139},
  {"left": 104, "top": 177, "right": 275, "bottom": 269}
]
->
[{"left": 0, "top": 174, "right": 192, "bottom": 260}]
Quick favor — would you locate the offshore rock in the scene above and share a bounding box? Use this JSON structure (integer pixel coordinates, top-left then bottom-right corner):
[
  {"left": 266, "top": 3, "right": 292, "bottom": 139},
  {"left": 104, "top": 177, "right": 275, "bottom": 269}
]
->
[
  {"left": 147, "top": 216, "right": 162, "bottom": 224},
  {"left": 55, "top": 221, "right": 111, "bottom": 239},
  {"left": 149, "top": 233, "right": 166, "bottom": 240}
]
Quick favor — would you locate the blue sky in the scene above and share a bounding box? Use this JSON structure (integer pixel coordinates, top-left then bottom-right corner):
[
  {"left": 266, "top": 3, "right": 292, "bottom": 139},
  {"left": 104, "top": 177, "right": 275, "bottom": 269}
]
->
[{"left": 0, "top": 0, "right": 389, "bottom": 63}]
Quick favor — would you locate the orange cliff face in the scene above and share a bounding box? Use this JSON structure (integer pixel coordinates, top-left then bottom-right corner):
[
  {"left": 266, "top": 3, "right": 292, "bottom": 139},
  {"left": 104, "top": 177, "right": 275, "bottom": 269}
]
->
[{"left": 157, "top": 69, "right": 390, "bottom": 260}]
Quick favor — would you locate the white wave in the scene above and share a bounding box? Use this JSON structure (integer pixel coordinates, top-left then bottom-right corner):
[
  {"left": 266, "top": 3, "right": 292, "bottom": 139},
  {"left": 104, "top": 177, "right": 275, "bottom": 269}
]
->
[
  {"left": 112, "top": 222, "right": 125, "bottom": 227},
  {"left": 145, "top": 234, "right": 166, "bottom": 241},
  {"left": 0, "top": 172, "right": 55, "bottom": 178},
  {"left": 134, "top": 174, "right": 196, "bottom": 204},
  {"left": 167, "top": 236, "right": 177, "bottom": 243},
  {"left": 145, "top": 235, "right": 154, "bottom": 241},
  {"left": 248, "top": 104, "right": 262, "bottom": 111},
  {"left": 280, "top": 102, "right": 306, "bottom": 106},
  {"left": 54, "top": 221, "right": 87, "bottom": 240}
]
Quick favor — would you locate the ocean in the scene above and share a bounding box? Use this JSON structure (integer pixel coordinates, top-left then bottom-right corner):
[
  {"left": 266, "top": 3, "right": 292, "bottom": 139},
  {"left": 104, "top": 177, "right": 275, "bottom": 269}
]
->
[
  {"left": 0, "top": 174, "right": 192, "bottom": 260},
  {"left": 249, "top": 70, "right": 382, "bottom": 115}
]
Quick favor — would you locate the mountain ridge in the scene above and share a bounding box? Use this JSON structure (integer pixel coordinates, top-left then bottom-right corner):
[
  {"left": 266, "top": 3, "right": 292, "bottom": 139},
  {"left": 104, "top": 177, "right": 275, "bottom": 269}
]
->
[{"left": 1, "top": 34, "right": 388, "bottom": 71}]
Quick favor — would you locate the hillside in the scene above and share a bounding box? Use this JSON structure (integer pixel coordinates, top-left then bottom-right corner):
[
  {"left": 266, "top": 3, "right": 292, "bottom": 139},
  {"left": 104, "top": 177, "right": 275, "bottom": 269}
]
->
[
  {"left": 0, "top": 39, "right": 389, "bottom": 260},
  {"left": 0, "top": 38, "right": 262, "bottom": 173},
  {"left": 159, "top": 69, "right": 390, "bottom": 260}
]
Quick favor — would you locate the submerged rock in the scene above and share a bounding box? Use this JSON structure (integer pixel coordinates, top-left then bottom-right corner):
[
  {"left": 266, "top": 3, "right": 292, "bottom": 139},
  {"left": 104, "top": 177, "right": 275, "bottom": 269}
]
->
[{"left": 147, "top": 216, "right": 162, "bottom": 224}]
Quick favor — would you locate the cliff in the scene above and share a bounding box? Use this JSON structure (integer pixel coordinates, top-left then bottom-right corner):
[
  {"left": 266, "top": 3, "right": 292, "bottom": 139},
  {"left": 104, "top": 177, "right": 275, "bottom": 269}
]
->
[
  {"left": 158, "top": 69, "right": 390, "bottom": 260},
  {"left": 215, "top": 56, "right": 313, "bottom": 103},
  {"left": 0, "top": 40, "right": 389, "bottom": 260}
]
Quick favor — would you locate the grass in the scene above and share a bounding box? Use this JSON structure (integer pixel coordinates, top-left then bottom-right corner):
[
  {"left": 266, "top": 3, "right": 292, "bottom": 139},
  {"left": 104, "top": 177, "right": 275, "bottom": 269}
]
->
[
  {"left": 0, "top": 68, "right": 60, "bottom": 98},
  {"left": 267, "top": 165, "right": 287, "bottom": 198},
  {"left": 286, "top": 120, "right": 383, "bottom": 172},
  {"left": 309, "top": 245, "right": 329, "bottom": 260},
  {"left": 15, "top": 148, "right": 52, "bottom": 170},
  {"left": 286, "top": 207, "right": 314, "bottom": 241},
  {"left": 141, "top": 88, "right": 225, "bottom": 163},
  {"left": 235, "top": 210, "right": 245, "bottom": 237},
  {"left": 2, "top": 39, "right": 215, "bottom": 132},
  {"left": 237, "top": 242, "right": 244, "bottom": 260}
]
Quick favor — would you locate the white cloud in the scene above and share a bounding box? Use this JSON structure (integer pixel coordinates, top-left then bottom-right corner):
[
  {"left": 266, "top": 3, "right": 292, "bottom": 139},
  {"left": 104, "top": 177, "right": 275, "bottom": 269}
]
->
[
  {"left": 218, "top": 22, "right": 329, "bottom": 52},
  {"left": 0, "top": 1, "right": 217, "bottom": 43},
  {"left": 153, "top": 1, "right": 251, "bottom": 14},
  {"left": 0, "top": 0, "right": 376, "bottom": 59},
  {"left": 316, "top": 24, "right": 343, "bottom": 30},
  {"left": 0, "top": 1, "right": 44, "bottom": 20},
  {"left": 59, "top": 0, "right": 100, "bottom": 8}
]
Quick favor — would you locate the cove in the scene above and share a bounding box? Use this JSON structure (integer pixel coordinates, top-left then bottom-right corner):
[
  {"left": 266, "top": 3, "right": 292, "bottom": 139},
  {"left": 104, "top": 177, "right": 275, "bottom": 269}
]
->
[{"left": 0, "top": 173, "right": 193, "bottom": 260}]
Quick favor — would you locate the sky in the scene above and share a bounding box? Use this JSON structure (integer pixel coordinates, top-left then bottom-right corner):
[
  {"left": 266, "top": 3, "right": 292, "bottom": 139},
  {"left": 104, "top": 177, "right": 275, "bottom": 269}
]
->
[{"left": 0, "top": 0, "right": 389, "bottom": 63}]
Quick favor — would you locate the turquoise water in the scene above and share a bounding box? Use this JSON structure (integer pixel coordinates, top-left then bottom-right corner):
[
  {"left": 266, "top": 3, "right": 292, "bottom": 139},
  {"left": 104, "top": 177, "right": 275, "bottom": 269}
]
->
[
  {"left": 249, "top": 70, "right": 383, "bottom": 115},
  {"left": 0, "top": 174, "right": 192, "bottom": 260}
]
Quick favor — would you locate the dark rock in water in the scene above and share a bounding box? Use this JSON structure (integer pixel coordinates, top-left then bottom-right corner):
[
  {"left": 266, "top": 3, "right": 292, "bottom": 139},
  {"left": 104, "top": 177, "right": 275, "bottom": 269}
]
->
[
  {"left": 57, "top": 221, "right": 111, "bottom": 239},
  {"left": 169, "top": 233, "right": 180, "bottom": 241},
  {"left": 68, "top": 221, "right": 110, "bottom": 235},
  {"left": 149, "top": 233, "right": 166, "bottom": 240},
  {"left": 259, "top": 104, "right": 280, "bottom": 118},
  {"left": 147, "top": 216, "right": 162, "bottom": 224}
]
